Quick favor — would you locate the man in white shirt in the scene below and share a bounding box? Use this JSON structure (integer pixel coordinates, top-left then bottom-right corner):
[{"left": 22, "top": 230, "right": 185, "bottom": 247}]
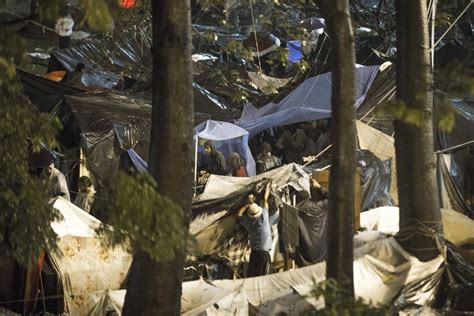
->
[{"left": 55, "top": 12, "right": 74, "bottom": 49}]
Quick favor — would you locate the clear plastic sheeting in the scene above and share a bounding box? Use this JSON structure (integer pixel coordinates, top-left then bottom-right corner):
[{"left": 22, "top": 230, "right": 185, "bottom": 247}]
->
[
  {"left": 237, "top": 65, "right": 380, "bottom": 137},
  {"left": 436, "top": 98, "right": 474, "bottom": 217},
  {"left": 54, "top": 24, "right": 152, "bottom": 87}
]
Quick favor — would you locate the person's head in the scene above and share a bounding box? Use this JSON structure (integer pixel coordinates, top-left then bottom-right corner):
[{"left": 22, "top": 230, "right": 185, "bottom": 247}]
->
[
  {"left": 247, "top": 203, "right": 262, "bottom": 218},
  {"left": 247, "top": 191, "right": 258, "bottom": 204},
  {"left": 262, "top": 142, "right": 272, "bottom": 155},
  {"left": 203, "top": 140, "right": 216, "bottom": 155},
  {"left": 46, "top": 163, "right": 55, "bottom": 176},
  {"left": 78, "top": 176, "right": 92, "bottom": 193},
  {"left": 75, "top": 63, "right": 86, "bottom": 72},
  {"left": 296, "top": 190, "right": 310, "bottom": 202},
  {"left": 293, "top": 129, "right": 307, "bottom": 150},
  {"left": 229, "top": 152, "right": 244, "bottom": 169}
]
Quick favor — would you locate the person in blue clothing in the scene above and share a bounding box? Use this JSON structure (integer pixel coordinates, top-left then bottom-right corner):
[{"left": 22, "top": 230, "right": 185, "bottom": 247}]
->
[{"left": 237, "top": 180, "right": 273, "bottom": 277}]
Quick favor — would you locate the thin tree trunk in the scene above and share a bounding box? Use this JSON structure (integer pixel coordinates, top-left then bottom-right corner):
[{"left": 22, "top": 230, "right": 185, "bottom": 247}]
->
[
  {"left": 122, "top": 0, "right": 194, "bottom": 314},
  {"left": 395, "top": 0, "right": 443, "bottom": 261},
  {"left": 319, "top": 0, "right": 356, "bottom": 299}
]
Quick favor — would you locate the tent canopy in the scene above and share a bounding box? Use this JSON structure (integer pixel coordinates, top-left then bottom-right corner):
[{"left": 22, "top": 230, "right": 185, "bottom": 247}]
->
[
  {"left": 194, "top": 120, "right": 256, "bottom": 176},
  {"left": 237, "top": 64, "right": 381, "bottom": 137}
]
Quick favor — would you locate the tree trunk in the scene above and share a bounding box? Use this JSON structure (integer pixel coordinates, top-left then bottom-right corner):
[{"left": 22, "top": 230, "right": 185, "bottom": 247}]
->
[
  {"left": 319, "top": 0, "right": 356, "bottom": 299},
  {"left": 394, "top": 0, "right": 443, "bottom": 261},
  {"left": 122, "top": 0, "right": 194, "bottom": 315}
]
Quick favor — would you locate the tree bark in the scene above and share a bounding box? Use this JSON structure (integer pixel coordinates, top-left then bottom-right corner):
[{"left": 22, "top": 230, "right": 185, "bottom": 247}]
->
[
  {"left": 122, "top": 0, "right": 194, "bottom": 315},
  {"left": 319, "top": 0, "right": 356, "bottom": 299},
  {"left": 394, "top": 0, "right": 443, "bottom": 261}
]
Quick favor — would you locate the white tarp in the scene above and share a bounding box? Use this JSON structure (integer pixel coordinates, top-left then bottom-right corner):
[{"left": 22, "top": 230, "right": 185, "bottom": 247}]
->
[
  {"left": 51, "top": 197, "right": 102, "bottom": 238},
  {"left": 48, "top": 197, "right": 132, "bottom": 316},
  {"left": 88, "top": 236, "right": 444, "bottom": 315},
  {"left": 196, "top": 163, "right": 310, "bottom": 201},
  {"left": 360, "top": 206, "right": 474, "bottom": 245}
]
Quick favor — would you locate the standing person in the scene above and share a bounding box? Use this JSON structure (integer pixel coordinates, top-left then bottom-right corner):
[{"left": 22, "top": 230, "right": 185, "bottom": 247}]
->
[
  {"left": 228, "top": 152, "right": 247, "bottom": 177},
  {"left": 55, "top": 10, "right": 74, "bottom": 49},
  {"left": 73, "top": 176, "right": 95, "bottom": 213},
  {"left": 256, "top": 142, "right": 282, "bottom": 174},
  {"left": 237, "top": 181, "right": 273, "bottom": 277},
  {"left": 44, "top": 163, "right": 70, "bottom": 201},
  {"left": 203, "top": 140, "right": 227, "bottom": 175}
]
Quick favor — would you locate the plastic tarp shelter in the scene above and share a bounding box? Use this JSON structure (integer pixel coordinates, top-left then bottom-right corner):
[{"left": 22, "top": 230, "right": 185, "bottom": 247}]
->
[
  {"left": 237, "top": 64, "right": 380, "bottom": 137},
  {"left": 360, "top": 206, "right": 474, "bottom": 246},
  {"left": 47, "top": 197, "right": 132, "bottom": 316},
  {"left": 87, "top": 235, "right": 445, "bottom": 315},
  {"left": 17, "top": 69, "right": 84, "bottom": 103},
  {"left": 194, "top": 120, "right": 256, "bottom": 176}
]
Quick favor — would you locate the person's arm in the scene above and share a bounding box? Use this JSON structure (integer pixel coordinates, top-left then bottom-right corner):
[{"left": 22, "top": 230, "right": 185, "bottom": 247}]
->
[
  {"left": 217, "top": 152, "right": 227, "bottom": 175},
  {"left": 237, "top": 204, "right": 250, "bottom": 217},
  {"left": 263, "top": 180, "right": 272, "bottom": 209}
]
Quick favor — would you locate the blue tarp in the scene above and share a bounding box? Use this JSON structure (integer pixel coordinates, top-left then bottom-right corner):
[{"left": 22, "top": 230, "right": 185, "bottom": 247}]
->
[
  {"left": 127, "top": 149, "right": 148, "bottom": 172},
  {"left": 237, "top": 64, "right": 380, "bottom": 137},
  {"left": 287, "top": 40, "right": 303, "bottom": 63},
  {"left": 194, "top": 120, "right": 256, "bottom": 176}
]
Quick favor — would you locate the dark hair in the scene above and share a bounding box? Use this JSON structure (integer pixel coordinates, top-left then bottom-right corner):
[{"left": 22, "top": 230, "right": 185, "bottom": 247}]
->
[
  {"left": 75, "top": 63, "right": 86, "bottom": 71},
  {"left": 78, "top": 176, "right": 92, "bottom": 187},
  {"left": 262, "top": 142, "right": 272, "bottom": 152},
  {"left": 296, "top": 190, "right": 310, "bottom": 202}
]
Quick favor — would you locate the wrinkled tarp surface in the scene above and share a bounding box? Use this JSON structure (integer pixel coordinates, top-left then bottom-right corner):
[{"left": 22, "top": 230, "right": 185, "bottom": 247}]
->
[
  {"left": 49, "top": 197, "right": 132, "bottom": 316},
  {"left": 87, "top": 236, "right": 446, "bottom": 315},
  {"left": 52, "top": 23, "right": 241, "bottom": 121},
  {"left": 357, "top": 150, "right": 393, "bottom": 210},
  {"left": 196, "top": 163, "right": 310, "bottom": 201},
  {"left": 356, "top": 120, "right": 399, "bottom": 204},
  {"left": 17, "top": 69, "right": 83, "bottom": 103},
  {"left": 237, "top": 65, "right": 380, "bottom": 136},
  {"left": 194, "top": 120, "right": 256, "bottom": 176},
  {"left": 436, "top": 98, "right": 474, "bottom": 217},
  {"left": 34, "top": 92, "right": 244, "bottom": 185},
  {"left": 360, "top": 206, "right": 474, "bottom": 246}
]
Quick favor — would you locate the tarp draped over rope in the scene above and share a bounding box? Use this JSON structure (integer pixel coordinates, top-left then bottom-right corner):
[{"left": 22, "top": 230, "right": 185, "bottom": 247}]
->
[{"left": 237, "top": 64, "right": 380, "bottom": 137}]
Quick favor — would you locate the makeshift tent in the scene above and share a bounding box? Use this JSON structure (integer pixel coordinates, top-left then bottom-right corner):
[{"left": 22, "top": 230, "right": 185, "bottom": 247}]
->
[
  {"left": 17, "top": 69, "right": 84, "bottom": 103},
  {"left": 190, "top": 164, "right": 310, "bottom": 269},
  {"left": 237, "top": 64, "right": 381, "bottom": 136},
  {"left": 194, "top": 120, "right": 256, "bottom": 176},
  {"left": 0, "top": 198, "right": 131, "bottom": 316},
  {"left": 34, "top": 92, "right": 243, "bottom": 186},
  {"left": 47, "top": 198, "right": 132, "bottom": 316},
  {"left": 51, "top": 22, "right": 241, "bottom": 119},
  {"left": 87, "top": 235, "right": 448, "bottom": 315}
]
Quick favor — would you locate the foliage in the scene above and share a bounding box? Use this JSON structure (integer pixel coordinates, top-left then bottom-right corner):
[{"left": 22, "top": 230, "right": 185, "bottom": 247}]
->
[
  {"left": 0, "top": 28, "right": 62, "bottom": 266},
  {"left": 96, "top": 171, "right": 186, "bottom": 262},
  {"left": 38, "top": 0, "right": 113, "bottom": 32},
  {"left": 305, "top": 279, "right": 391, "bottom": 316}
]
